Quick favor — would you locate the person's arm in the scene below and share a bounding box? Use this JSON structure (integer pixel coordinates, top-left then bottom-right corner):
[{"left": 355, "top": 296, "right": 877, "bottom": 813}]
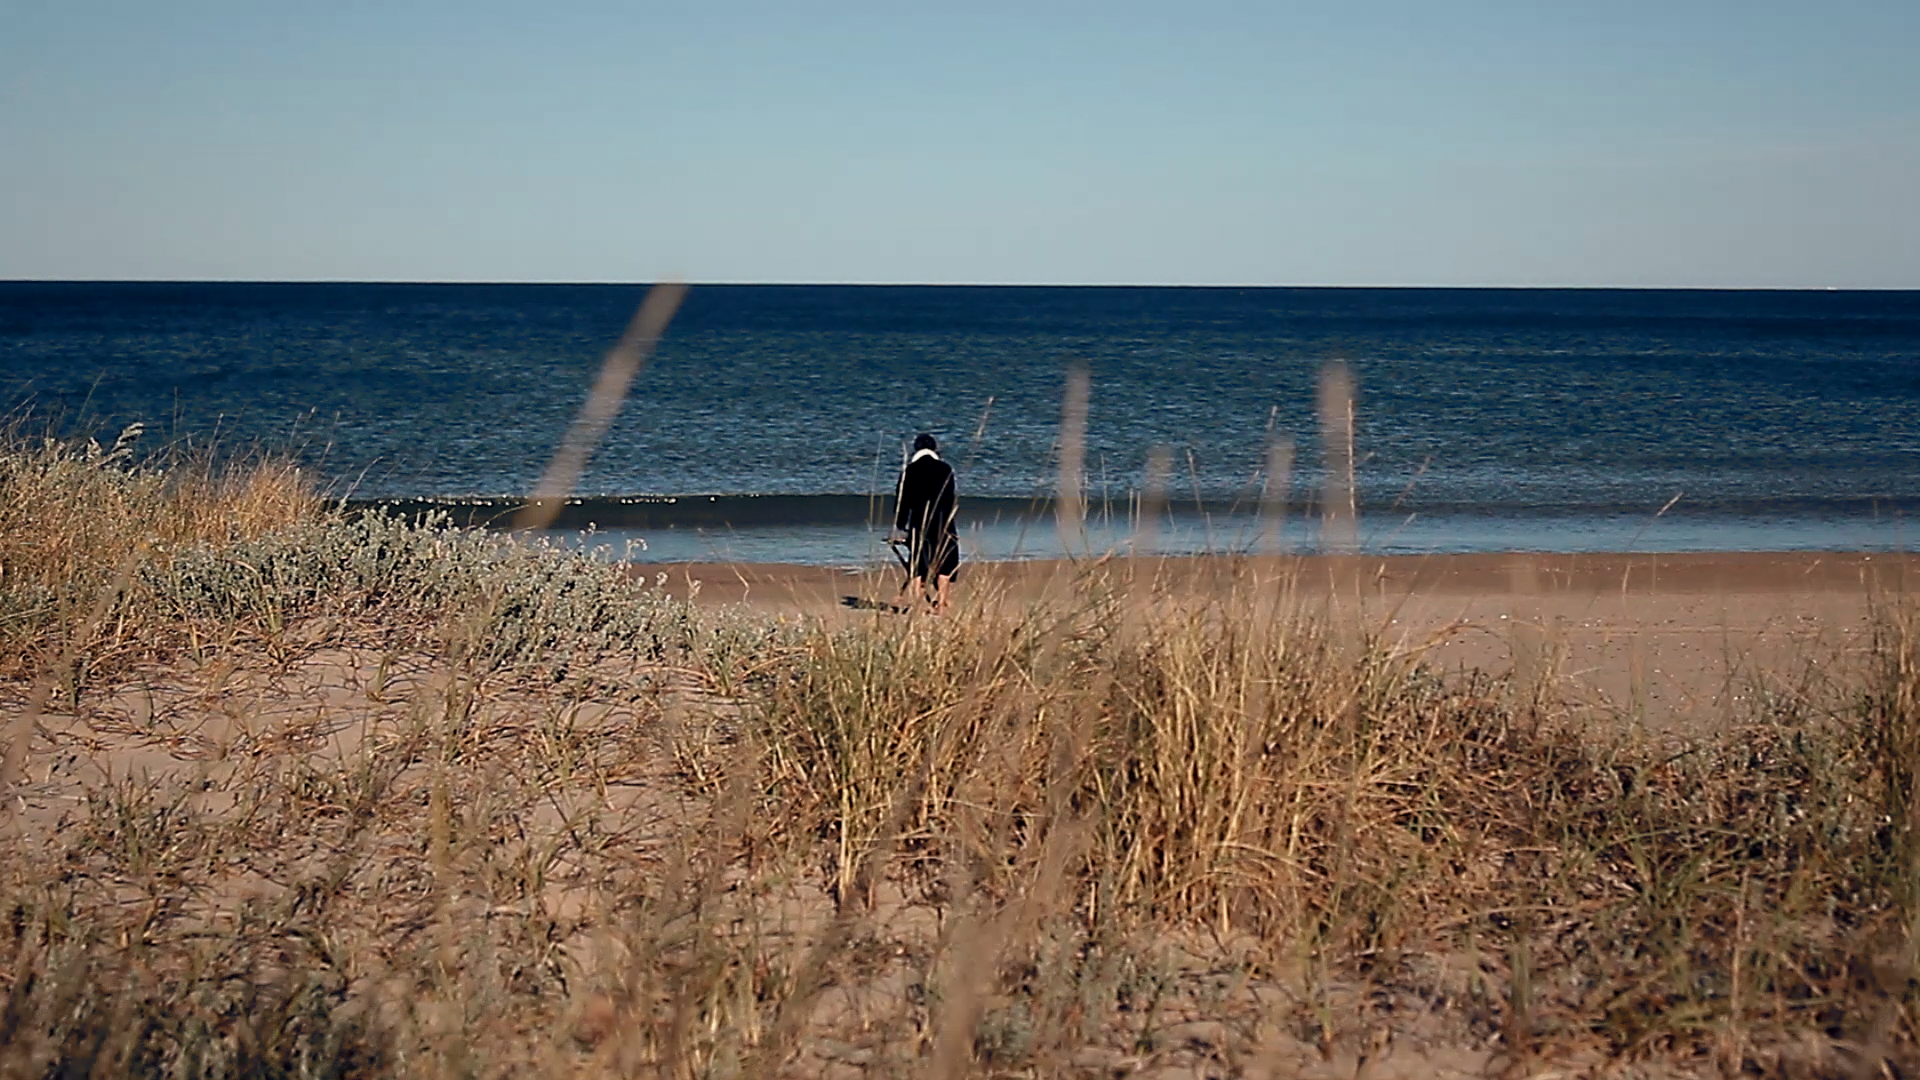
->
[
  {"left": 936, "top": 467, "right": 957, "bottom": 533},
  {"left": 893, "top": 462, "right": 913, "bottom": 534}
]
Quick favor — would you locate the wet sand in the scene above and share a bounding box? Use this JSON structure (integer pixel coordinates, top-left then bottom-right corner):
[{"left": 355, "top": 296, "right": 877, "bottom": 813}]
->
[{"left": 643, "top": 551, "right": 1918, "bottom": 730}]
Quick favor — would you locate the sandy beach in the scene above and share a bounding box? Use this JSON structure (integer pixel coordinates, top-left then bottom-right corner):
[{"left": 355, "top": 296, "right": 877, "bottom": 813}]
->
[{"left": 648, "top": 550, "right": 1917, "bottom": 729}]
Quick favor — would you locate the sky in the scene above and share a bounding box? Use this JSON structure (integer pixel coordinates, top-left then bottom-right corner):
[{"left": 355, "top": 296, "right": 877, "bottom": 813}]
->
[{"left": 2, "top": 1, "right": 1916, "bottom": 287}]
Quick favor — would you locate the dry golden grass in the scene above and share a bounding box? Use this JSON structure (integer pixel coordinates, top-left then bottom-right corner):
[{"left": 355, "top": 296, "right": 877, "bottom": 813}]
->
[
  {"left": 3, "top": 429, "right": 1919, "bottom": 1078},
  {"left": 0, "top": 424, "right": 320, "bottom": 673}
]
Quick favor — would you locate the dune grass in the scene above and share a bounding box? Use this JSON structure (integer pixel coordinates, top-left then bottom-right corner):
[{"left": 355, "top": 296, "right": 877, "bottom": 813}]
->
[
  {"left": 0, "top": 424, "right": 319, "bottom": 675},
  {"left": 2, "top": 428, "right": 1918, "bottom": 1077}
]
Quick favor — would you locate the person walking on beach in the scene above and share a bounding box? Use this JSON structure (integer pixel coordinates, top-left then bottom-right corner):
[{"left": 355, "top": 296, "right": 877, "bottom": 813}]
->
[{"left": 892, "top": 433, "right": 960, "bottom": 613}]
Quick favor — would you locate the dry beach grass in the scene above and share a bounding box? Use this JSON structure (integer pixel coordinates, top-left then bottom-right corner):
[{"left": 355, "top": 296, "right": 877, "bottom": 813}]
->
[{"left": 4, "top": 423, "right": 1920, "bottom": 1077}]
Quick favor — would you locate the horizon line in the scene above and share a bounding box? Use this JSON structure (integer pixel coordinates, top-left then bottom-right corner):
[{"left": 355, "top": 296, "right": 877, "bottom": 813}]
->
[{"left": 1, "top": 278, "right": 1912, "bottom": 292}]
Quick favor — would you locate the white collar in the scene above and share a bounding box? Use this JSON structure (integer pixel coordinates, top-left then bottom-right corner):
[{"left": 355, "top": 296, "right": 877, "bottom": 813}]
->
[{"left": 910, "top": 447, "right": 939, "bottom": 464}]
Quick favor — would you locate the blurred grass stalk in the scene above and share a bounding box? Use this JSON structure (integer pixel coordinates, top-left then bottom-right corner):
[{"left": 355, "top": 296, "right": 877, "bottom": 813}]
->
[
  {"left": 1263, "top": 435, "right": 1294, "bottom": 557},
  {"left": 1318, "top": 359, "right": 1356, "bottom": 556},
  {"left": 514, "top": 282, "right": 687, "bottom": 532},
  {"left": 1055, "top": 362, "right": 1089, "bottom": 557}
]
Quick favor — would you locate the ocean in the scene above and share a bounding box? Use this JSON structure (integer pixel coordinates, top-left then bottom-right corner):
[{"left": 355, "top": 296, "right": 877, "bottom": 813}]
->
[{"left": 3, "top": 282, "right": 1918, "bottom": 566}]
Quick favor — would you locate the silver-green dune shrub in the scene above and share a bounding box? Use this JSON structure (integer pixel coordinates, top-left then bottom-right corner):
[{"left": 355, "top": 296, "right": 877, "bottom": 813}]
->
[{"left": 145, "top": 511, "right": 695, "bottom": 671}]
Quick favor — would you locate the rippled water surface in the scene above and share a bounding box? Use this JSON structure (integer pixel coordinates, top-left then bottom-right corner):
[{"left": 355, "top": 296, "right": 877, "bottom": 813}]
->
[{"left": 5, "top": 283, "right": 1917, "bottom": 561}]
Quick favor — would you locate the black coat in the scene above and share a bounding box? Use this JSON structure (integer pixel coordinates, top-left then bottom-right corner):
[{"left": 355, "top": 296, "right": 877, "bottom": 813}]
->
[{"left": 894, "top": 452, "right": 959, "bottom": 578}]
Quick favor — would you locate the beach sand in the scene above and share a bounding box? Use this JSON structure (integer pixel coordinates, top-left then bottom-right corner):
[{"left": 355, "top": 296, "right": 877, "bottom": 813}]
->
[
  {"left": 10, "top": 547, "right": 1915, "bottom": 1073},
  {"left": 646, "top": 550, "right": 1917, "bottom": 730}
]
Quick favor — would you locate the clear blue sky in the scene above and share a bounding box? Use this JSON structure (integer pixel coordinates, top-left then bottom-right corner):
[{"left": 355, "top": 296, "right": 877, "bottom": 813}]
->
[{"left": 3, "top": 1, "right": 1916, "bottom": 286}]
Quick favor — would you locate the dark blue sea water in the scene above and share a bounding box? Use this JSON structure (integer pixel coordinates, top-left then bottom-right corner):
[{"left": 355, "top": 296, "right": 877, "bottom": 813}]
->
[{"left": 4, "top": 282, "right": 1918, "bottom": 565}]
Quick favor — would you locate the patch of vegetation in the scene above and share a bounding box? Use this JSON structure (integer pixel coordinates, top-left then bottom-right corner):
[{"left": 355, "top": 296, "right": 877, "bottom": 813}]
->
[{"left": 2, "top": 432, "right": 1916, "bottom": 1077}]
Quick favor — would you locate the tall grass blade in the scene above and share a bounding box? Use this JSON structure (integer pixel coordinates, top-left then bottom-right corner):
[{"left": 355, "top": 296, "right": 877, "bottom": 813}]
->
[
  {"left": 514, "top": 281, "right": 687, "bottom": 532},
  {"left": 1056, "top": 363, "right": 1089, "bottom": 558},
  {"left": 1317, "top": 360, "right": 1356, "bottom": 556}
]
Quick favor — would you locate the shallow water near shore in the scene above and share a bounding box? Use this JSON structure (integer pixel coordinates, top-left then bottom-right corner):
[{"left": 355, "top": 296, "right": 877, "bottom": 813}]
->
[{"left": 566, "top": 505, "right": 1918, "bottom": 566}]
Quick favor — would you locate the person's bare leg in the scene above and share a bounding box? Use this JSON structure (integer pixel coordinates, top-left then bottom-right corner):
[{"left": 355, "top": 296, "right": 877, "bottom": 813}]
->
[{"left": 934, "top": 573, "right": 951, "bottom": 614}]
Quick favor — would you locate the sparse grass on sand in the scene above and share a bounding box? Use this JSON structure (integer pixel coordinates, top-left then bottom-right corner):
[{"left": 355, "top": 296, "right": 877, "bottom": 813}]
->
[{"left": 3, "top": 432, "right": 1919, "bottom": 1078}]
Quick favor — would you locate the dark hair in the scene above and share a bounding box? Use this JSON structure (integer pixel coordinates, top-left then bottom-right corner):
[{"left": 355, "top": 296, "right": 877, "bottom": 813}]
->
[{"left": 913, "top": 433, "right": 937, "bottom": 452}]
